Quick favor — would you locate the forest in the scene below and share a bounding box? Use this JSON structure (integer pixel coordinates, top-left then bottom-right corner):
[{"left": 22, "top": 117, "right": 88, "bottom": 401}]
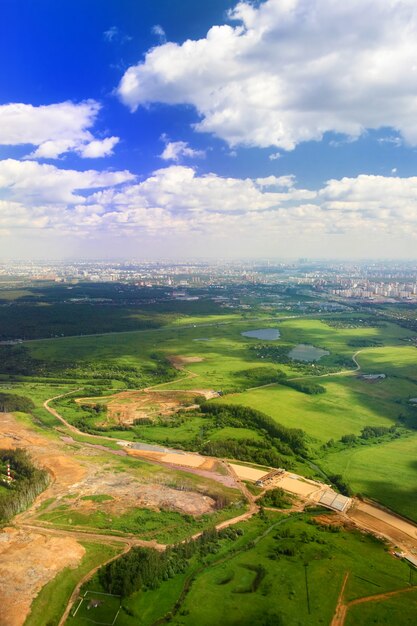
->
[
  {"left": 99, "top": 526, "right": 242, "bottom": 597},
  {"left": 0, "top": 392, "right": 35, "bottom": 413},
  {"left": 0, "top": 449, "right": 50, "bottom": 523}
]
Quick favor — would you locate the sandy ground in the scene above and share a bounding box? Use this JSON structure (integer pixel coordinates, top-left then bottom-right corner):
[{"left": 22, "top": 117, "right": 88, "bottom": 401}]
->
[
  {"left": 0, "top": 527, "right": 85, "bottom": 626},
  {"left": 276, "top": 475, "right": 323, "bottom": 497},
  {"left": 348, "top": 501, "right": 417, "bottom": 551},
  {"left": 229, "top": 463, "right": 269, "bottom": 482},
  {"left": 127, "top": 448, "right": 209, "bottom": 469}
]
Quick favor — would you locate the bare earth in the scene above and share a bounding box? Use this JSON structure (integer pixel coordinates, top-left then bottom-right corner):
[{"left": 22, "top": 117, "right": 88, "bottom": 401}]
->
[
  {"left": 0, "top": 412, "right": 230, "bottom": 625},
  {"left": 229, "top": 463, "right": 268, "bottom": 482},
  {"left": 77, "top": 388, "right": 217, "bottom": 425},
  {"left": 347, "top": 501, "right": 417, "bottom": 551},
  {"left": 168, "top": 355, "right": 204, "bottom": 369},
  {"left": 0, "top": 527, "right": 85, "bottom": 626},
  {"left": 276, "top": 475, "right": 322, "bottom": 497}
]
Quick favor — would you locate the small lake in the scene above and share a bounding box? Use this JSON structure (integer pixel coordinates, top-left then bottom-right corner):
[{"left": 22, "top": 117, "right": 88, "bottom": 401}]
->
[
  {"left": 289, "top": 344, "right": 330, "bottom": 362},
  {"left": 241, "top": 328, "right": 281, "bottom": 340}
]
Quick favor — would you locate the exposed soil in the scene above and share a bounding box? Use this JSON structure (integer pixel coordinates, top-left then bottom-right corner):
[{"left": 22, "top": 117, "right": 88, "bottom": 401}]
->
[
  {"left": 0, "top": 526, "right": 84, "bottom": 626},
  {"left": 313, "top": 514, "right": 352, "bottom": 530},
  {"left": 229, "top": 463, "right": 268, "bottom": 482},
  {"left": 0, "top": 413, "right": 87, "bottom": 500},
  {"left": 168, "top": 355, "right": 204, "bottom": 369},
  {"left": 77, "top": 388, "right": 216, "bottom": 426},
  {"left": 347, "top": 501, "right": 417, "bottom": 552},
  {"left": 43, "top": 468, "right": 217, "bottom": 517}
]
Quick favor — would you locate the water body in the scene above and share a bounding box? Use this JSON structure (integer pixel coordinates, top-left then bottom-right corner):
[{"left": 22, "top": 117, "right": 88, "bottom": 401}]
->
[
  {"left": 241, "top": 328, "right": 281, "bottom": 340},
  {"left": 289, "top": 344, "right": 330, "bottom": 362}
]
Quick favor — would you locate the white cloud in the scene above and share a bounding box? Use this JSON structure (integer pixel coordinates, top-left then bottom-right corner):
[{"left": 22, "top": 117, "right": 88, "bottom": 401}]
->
[
  {"left": 159, "top": 140, "right": 205, "bottom": 162},
  {"left": 0, "top": 159, "right": 134, "bottom": 205},
  {"left": 103, "top": 26, "right": 119, "bottom": 42},
  {"left": 117, "top": 0, "right": 417, "bottom": 150},
  {"left": 2, "top": 163, "right": 417, "bottom": 255},
  {"left": 0, "top": 101, "right": 119, "bottom": 159},
  {"left": 78, "top": 137, "right": 120, "bottom": 159},
  {"left": 103, "top": 26, "right": 132, "bottom": 43},
  {"left": 269, "top": 152, "right": 281, "bottom": 160},
  {"left": 152, "top": 24, "right": 166, "bottom": 42},
  {"left": 256, "top": 175, "right": 295, "bottom": 188}
]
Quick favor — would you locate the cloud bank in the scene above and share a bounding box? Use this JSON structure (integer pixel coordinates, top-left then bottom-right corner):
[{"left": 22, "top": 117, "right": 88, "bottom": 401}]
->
[
  {"left": 118, "top": 0, "right": 417, "bottom": 150},
  {"left": 1, "top": 161, "right": 417, "bottom": 255}
]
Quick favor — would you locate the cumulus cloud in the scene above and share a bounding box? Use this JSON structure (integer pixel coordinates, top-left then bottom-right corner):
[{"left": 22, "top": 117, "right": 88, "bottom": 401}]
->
[
  {"left": 0, "top": 101, "right": 119, "bottom": 159},
  {"left": 2, "top": 162, "right": 417, "bottom": 251},
  {"left": 0, "top": 159, "right": 134, "bottom": 205},
  {"left": 159, "top": 139, "right": 205, "bottom": 162},
  {"left": 117, "top": 0, "right": 417, "bottom": 150}
]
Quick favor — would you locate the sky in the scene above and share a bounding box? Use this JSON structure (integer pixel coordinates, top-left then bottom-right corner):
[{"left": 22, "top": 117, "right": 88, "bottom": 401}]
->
[{"left": 2, "top": 0, "right": 417, "bottom": 260}]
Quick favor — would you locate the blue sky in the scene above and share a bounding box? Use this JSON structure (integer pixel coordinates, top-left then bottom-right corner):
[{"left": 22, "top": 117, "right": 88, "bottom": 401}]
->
[{"left": 1, "top": 0, "right": 417, "bottom": 259}]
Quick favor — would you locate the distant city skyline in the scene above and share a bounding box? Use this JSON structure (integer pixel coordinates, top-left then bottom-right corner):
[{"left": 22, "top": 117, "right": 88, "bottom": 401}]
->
[{"left": 2, "top": 0, "right": 417, "bottom": 259}]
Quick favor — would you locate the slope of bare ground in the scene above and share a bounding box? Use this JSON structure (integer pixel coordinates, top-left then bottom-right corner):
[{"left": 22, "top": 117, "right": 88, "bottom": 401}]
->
[
  {"left": 0, "top": 527, "right": 85, "bottom": 626},
  {"left": 38, "top": 467, "right": 217, "bottom": 517},
  {"left": 0, "top": 413, "right": 87, "bottom": 499},
  {"left": 347, "top": 501, "right": 417, "bottom": 552},
  {"left": 77, "top": 388, "right": 217, "bottom": 425},
  {"left": 0, "top": 412, "right": 232, "bottom": 625}
]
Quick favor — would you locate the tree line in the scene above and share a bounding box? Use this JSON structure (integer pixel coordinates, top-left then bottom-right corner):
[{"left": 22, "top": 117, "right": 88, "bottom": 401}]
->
[
  {"left": 99, "top": 526, "right": 242, "bottom": 597},
  {"left": 0, "top": 449, "right": 50, "bottom": 523},
  {"left": 0, "top": 392, "right": 35, "bottom": 413}
]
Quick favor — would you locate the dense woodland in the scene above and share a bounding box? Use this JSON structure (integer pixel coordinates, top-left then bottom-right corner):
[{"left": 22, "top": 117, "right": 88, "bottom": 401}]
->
[
  {"left": 0, "top": 392, "right": 35, "bottom": 413},
  {"left": 0, "top": 284, "right": 229, "bottom": 340},
  {"left": 0, "top": 344, "right": 178, "bottom": 389},
  {"left": 99, "top": 526, "right": 242, "bottom": 597},
  {"left": 0, "top": 449, "right": 50, "bottom": 522}
]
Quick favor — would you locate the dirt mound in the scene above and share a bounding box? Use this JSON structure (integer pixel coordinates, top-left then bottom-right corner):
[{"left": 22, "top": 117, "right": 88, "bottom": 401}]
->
[
  {"left": 168, "top": 355, "right": 204, "bottom": 369},
  {"left": 0, "top": 527, "right": 84, "bottom": 626},
  {"left": 77, "top": 389, "right": 207, "bottom": 426}
]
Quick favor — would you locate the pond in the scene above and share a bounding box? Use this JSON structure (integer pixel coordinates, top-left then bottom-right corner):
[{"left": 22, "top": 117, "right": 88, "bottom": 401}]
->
[
  {"left": 241, "top": 328, "right": 281, "bottom": 340},
  {"left": 289, "top": 344, "right": 330, "bottom": 362}
]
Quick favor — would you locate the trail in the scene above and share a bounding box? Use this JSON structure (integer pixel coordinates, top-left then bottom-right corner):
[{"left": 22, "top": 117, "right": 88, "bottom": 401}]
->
[
  {"left": 17, "top": 523, "right": 166, "bottom": 551},
  {"left": 57, "top": 544, "right": 130, "bottom": 626},
  {"left": 330, "top": 572, "right": 350, "bottom": 626},
  {"left": 330, "top": 572, "right": 417, "bottom": 626}
]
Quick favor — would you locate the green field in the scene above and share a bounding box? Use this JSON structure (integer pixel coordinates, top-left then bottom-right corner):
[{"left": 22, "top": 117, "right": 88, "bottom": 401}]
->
[
  {"left": 322, "top": 433, "right": 417, "bottom": 521},
  {"left": 37, "top": 502, "right": 247, "bottom": 544},
  {"left": 345, "top": 588, "right": 417, "bottom": 626},
  {"left": 66, "top": 512, "right": 416, "bottom": 626},
  {"left": 24, "top": 542, "right": 122, "bottom": 626},
  {"left": 14, "top": 316, "right": 417, "bottom": 520},
  {"left": 74, "top": 591, "right": 121, "bottom": 625}
]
